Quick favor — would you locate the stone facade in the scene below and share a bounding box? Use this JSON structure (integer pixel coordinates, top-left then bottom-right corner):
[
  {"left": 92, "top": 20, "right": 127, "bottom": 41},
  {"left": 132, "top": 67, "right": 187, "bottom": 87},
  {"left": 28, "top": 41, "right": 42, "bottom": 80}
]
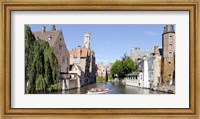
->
[
  {"left": 130, "top": 47, "right": 153, "bottom": 64},
  {"left": 148, "top": 46, "right": 162, "bottom": 89},
  {"left": 89, "top": 51, "right": 96, "bottom": 83},
  {"left": 69, "top": 32, "right": 96, "bottom": 86},
  {"left": 69, "top": 64, "right": 85, "bottom": 88},
  {"left": 97, "top": 63, "right": 106, "bottom": 77},
  {"left": 162, "top": 25, "right": 175, "bottom": 84},
  {"left": 33, "top": 25, "right": 70, "bottom": 82},
  {"left": 125, "top": 72, "right": 143, "bottom": 87},
  {"left": 126, "top": 25, "right": 175, "bottom": 92},
  {"left": 97, "top": 62, "right": 113, "bottom": 78}
]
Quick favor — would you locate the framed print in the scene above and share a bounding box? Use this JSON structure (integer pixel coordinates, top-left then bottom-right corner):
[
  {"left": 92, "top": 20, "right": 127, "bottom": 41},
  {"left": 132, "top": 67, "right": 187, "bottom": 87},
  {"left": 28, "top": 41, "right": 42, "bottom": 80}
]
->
[{"left": 0, "top": 0, "right": 199, "bottom": 118}]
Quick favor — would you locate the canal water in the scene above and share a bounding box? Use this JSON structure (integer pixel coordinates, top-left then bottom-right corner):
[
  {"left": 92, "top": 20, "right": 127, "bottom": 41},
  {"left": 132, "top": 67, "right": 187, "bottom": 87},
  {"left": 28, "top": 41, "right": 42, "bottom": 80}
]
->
[{"left": 55, "top": 81, "right": 166, "bottom": 94}]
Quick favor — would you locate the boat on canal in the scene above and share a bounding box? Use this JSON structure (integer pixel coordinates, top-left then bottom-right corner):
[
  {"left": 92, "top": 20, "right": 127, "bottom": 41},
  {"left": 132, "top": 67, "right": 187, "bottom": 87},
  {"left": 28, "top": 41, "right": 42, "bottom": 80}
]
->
[{"left": 87, "top": 88, "right": 111, "bottom": 94}]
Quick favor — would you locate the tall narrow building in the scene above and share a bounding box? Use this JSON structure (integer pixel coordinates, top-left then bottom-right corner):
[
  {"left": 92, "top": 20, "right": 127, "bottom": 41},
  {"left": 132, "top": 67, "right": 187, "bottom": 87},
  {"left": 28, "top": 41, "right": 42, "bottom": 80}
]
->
[
  {"left": 69, "top": 32, "right": 96, "bottom": 86},
  {"left": 162, "top": 25, "right": 175, "bottom": 84},
  {"left": 84, "top": 32, "right": 91, "bottom": 49}
]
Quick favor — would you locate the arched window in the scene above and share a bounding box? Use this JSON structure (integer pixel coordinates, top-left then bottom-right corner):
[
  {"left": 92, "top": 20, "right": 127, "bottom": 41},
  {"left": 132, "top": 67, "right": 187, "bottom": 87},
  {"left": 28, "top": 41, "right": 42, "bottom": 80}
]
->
[{"left": 169, "top": 36, "right": 173, "bottom": 44}]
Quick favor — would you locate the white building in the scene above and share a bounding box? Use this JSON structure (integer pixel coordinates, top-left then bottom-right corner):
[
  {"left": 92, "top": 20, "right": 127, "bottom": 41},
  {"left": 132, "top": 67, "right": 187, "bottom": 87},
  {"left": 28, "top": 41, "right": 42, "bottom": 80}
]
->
[
  {"left": 148, "top": 46, "right": 162, "bottom": 90},
  {"left": 142, "top": 56, "right": 151, "bottom": 88},
  {"left": 125, "top": 72, "right": 143, "bottom": 87},
  {"left": 126, "top": 46, "right": 162, "bottom": 90}
]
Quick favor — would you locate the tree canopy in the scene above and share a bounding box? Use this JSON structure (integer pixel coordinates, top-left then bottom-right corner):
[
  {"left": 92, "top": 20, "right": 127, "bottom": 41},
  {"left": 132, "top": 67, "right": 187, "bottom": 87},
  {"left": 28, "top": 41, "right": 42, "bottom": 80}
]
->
[
  {"left": 111, "top": 54, "right": 136, "bottom": 81},
  {"left": 25, "top": 25, "right": 60, "bottom": 93}
]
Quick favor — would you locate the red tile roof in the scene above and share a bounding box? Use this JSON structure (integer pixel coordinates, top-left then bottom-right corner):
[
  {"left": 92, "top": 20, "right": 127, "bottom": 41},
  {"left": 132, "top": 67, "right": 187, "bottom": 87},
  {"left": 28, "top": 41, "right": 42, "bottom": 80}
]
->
[{"left": 69, "top": 47, "right": 90, "bottom": 58}]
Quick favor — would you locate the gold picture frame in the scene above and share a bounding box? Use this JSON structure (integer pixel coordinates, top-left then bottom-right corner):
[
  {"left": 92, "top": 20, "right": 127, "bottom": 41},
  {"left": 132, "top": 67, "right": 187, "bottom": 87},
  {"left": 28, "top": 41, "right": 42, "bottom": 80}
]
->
[{"left": 0, "top": 0, "right": 199, "bottom": 118}]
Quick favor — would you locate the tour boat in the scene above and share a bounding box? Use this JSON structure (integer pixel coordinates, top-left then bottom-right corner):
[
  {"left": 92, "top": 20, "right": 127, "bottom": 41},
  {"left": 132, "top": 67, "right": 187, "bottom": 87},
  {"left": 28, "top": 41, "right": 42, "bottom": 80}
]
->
[{"left": 87, "top": 88, "right": 111, "bottom": 94}]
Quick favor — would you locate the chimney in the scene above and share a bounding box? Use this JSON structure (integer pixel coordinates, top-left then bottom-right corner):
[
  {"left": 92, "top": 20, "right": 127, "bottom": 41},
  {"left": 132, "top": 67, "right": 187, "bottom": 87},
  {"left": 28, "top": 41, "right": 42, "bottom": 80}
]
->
[
  {"left": 154, "top": 46, "right": 159, "bottom": 55},
  {"left": 42, "top": 26, "right": 46, "bottom": 34},
  {"left": 51, "top": 25, "right": 56, "bottom": 31}
]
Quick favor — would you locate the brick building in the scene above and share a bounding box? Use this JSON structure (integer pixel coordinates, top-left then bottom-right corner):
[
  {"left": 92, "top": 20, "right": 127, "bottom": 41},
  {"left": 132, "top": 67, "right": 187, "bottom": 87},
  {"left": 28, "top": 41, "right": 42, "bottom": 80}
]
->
[
  {"left": 162, "top": 25, "right": 175, "bottom": 84},
  {"left": 69, "top": 32, "right": 96, "bottom": 86},
  {"left": 33, "top": 25, "right": 70, "bottom": 84}
]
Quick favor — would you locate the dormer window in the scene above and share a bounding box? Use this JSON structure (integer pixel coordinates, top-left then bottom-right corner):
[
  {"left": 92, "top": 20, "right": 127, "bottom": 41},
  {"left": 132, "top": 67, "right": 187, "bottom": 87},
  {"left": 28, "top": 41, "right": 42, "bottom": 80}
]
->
[{"left": 48, "top": 35, "right": 52, "bottom": 41}]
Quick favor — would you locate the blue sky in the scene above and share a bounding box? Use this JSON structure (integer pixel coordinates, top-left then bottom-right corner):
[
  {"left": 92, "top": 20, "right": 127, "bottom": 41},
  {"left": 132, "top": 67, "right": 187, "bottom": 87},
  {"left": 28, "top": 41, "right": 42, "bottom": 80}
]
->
[{"left": 29, "top": 24, "right": 165, "bottom": 64}]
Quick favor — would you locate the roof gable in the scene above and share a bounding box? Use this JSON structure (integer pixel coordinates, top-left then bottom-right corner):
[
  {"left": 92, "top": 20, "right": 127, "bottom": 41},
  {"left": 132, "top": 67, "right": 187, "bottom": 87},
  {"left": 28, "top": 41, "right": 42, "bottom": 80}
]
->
[{"left": 33, "top": 30, "right": 61, "bottom": 46}]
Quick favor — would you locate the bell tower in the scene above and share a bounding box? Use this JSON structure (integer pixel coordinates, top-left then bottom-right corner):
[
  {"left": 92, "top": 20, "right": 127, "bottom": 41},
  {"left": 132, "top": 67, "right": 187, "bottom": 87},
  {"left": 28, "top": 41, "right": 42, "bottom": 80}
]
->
[
  {"left": 162, "top": 25, "right": 175, "bottom": 84},
  {"left": 84, "top": 32, "right": 91, "bottom": 49}
]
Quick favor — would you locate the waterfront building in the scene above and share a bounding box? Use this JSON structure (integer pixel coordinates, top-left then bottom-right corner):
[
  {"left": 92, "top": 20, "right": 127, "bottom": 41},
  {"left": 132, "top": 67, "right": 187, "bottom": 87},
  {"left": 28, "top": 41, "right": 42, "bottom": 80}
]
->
[
  {"left": 69, "top": 64, "right": 85, "bottom": 88},
  {"left": 89, "top": 50, "right": 96, "bottom": 83},
  {"left": 142, "top": 56, "right": 151, "bottom": 88},
  {"left": 125, "top": 56, "right": 150, "bottom": 88},
  {"left": 126, "top": 25, "right": 175, "bottom": 92},
  {"left": 97, "top": 63, "right": 106, "bottom": 77},
  {"left": 148, "top": 46, "right": 162, "bottom": 90},
  {"left": 33, "top": 25, "right": 70, "bottom": 90},
  {"left": 125, "top": 72, "right": 143, "bottom": 87},
  {"left": 97, "top": 62, "right": 113, "bottom": 78},
  {"left": 130, "top": 47, "right": 153, "bottom": 65},
  {"left": 162, "top": 25, "right": 175, "bottom": 85},
  {"left": 69, "top": 32, "right": 96, "bottom": 86}
]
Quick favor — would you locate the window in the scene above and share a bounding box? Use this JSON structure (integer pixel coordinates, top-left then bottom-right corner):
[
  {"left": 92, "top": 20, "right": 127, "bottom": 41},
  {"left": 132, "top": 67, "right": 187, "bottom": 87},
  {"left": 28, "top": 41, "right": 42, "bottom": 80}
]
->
[
  {"left": 62, "top": 57, "right": 65, "bottom": 63},
  {"left": 169, "top": 36, "right": 173, "bottom": 44},
  {"left": 168, "top": 61, "right": 171, "bottom": 64},
  {"left": 59, "top": 45, "right": 62, "bottom": 50},
  {"left": 66, "top": 57, "right": 68, "bottom": 63},
  {"left": 169, "top": 74, "right": 171, "bottom": 77},
  {"left": 48, "top": 35, "right": 52, "bottom": 41}
]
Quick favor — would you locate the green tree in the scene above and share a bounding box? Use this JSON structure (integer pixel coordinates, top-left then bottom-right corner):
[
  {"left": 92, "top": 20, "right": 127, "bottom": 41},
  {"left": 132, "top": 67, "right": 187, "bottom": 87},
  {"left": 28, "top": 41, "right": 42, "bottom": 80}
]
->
[
  {"left": 25, "top": 26, "right": 60, "bottom": 93},
  {"left": 111, "top": 60, "right": 124, "bottom": 81},
  {"left": 25, "top": 25, "right": 36, "bottom": 82},
  {"left": 111, "top": 55, "right": 136, "bottom": 82},
  {"left": 36, "top": 75, "right": 47, "bottom": 92},
  {"left": 105, "top": 70, "right": 108, "bottom": 82},
  {"left": 123, "top": 57, "right": 136, "bottom": 74}
]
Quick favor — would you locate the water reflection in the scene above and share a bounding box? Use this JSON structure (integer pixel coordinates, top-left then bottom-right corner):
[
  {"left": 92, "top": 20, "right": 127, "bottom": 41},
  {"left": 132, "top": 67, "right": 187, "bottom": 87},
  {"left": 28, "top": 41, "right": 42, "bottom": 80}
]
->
[{"left": 55, "top": 82, "right": 167, "bottom": 94}]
